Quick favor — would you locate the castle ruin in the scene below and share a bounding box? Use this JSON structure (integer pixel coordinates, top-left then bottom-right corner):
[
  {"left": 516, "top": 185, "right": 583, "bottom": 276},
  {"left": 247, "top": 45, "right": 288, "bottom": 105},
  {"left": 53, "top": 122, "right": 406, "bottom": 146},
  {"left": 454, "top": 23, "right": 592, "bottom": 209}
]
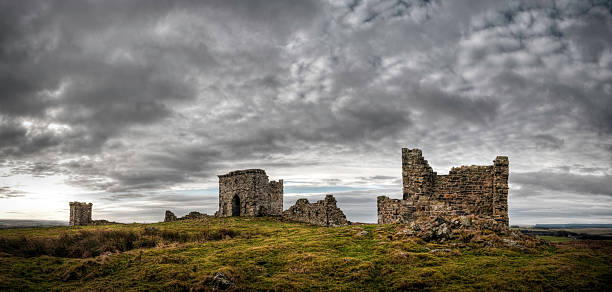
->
[
  {"left": 69, "top": 201, "right": 92, "bottom": 226},
  {"left": 283, "top": 195, "right": 349, "bottom": 227},
  {"left": 377, "top": 148, "right": 509, "bottom": 229},
  {"left": 216, "top": 169, "right": 283, "bottom": 217}
]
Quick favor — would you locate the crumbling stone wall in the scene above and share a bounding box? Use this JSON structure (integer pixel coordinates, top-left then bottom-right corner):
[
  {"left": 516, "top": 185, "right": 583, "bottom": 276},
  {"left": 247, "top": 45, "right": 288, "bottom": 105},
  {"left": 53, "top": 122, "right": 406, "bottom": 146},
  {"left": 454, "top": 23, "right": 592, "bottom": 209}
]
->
[
  {"left": 216, "top": 169, "right": 283, "bottom": 217},
  {"left": 69, "top": 202, "right": 92, "bottom": 226},
  {"left": 164, "top": 210, "right": 208, "bottom": 222},
  {"left": 378, "top": 148, "right": 509, "bottom": 229},
  {"left": 283, "top": 195, "right": 349, "bottom": 227}
]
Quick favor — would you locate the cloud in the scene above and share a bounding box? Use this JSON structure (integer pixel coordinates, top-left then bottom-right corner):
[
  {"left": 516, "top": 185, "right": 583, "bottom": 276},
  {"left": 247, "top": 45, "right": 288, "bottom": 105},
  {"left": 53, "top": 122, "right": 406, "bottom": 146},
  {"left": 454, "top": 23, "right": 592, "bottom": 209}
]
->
[
  {"left": 103, "top": 193, "right": 146, "bottom": 201},
  {"left": 9, "top": 161, "right": 60, "bottom": 177},
  {"left": 532, "top": 134, "right": 564, "bottom": 150},
  {"left": 0, "top": 0, "right": 611, "bottom": 223},
  {"left": 0, "top": 187, "right": 27, "bottom": 199},
  {"left": 511, "top": 172, "right": 612, "bottom": 197}
]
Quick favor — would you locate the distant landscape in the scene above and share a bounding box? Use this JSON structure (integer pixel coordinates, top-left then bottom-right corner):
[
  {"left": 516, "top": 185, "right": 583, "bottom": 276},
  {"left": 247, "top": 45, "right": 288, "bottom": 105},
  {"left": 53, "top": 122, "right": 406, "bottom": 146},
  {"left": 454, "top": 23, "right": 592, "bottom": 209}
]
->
[
  {"left": 533, "top": 224, "right": 612, "bottom": 229},
  {"left": 0, "top": 220, "right": 68, "bottom": 229}
]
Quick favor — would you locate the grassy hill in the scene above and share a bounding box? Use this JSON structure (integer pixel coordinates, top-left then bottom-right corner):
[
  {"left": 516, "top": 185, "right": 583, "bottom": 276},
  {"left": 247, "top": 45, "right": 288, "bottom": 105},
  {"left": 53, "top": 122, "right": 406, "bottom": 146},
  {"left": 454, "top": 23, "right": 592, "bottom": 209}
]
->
[{"left": 0, "top": 217, "right": 610, "bottom": 291}]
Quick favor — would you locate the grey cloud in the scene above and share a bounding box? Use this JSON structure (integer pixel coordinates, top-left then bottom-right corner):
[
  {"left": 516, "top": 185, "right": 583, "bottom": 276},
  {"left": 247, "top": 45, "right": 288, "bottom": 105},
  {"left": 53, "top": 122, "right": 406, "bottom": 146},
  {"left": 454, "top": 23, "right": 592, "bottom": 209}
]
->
[
  {"left": 10, "top": 161, "right": 60, "bottom": 177},
  {"left": 0, "top": 119, "right": 62, "bottom": 157},
  {"left": 93, "top": 192, "right": 220, "bottom": 222},
  {"left": 509, "top": 192, "right": 612, "bottom": 225},
  {"left": 532, "top": 134, "right": 564, "bottom": 150},
  {"left": 361, "top": 176, "right": 395, "bottom": 180},
  {"left": 0, "top": 186, "right": 27, "bottom": 199},
  {"left": 406, "top": 84, "right": 500, "bottom": 125},
  {"left": 512, "top": 172, "right": 612, "bottom": 197},
  {"left": 0, "top": 0, "right": 322, "bottom": 158},
  {"left": 150, "top": 193, "right": 218, "bottom": 204},
  {"left": 549, "top": 165, "right": 609, "bottom": 175},
  {"left": 103, "top": 193, "right": 146, "bottom": 201},
  {"left": 1, "top": 0, "right": 611, "bottom": 224},
  {"left": 322, "top": 179, "right": 342, "bottom": 185}
]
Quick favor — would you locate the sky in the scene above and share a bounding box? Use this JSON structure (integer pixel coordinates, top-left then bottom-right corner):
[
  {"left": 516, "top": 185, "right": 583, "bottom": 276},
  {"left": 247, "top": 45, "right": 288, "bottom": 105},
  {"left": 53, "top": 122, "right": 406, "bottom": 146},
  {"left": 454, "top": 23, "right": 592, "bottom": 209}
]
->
[{"left": 1, "top": 0, "right": 611, "bottom": 225}]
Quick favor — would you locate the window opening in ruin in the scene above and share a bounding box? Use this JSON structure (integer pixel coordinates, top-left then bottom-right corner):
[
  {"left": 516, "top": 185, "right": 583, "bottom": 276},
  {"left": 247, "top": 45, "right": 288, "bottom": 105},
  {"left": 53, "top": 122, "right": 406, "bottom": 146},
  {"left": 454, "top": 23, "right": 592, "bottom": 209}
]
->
[{"left": 232, "top": 195, "right": 241, "bottom": 216}]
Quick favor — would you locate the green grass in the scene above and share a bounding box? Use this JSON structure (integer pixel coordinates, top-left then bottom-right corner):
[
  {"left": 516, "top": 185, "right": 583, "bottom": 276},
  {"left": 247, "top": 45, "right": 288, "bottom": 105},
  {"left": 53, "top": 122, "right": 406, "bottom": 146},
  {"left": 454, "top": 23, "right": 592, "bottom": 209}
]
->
[{"left": 1, "top": 217, "right": 610, "bottom": 291}]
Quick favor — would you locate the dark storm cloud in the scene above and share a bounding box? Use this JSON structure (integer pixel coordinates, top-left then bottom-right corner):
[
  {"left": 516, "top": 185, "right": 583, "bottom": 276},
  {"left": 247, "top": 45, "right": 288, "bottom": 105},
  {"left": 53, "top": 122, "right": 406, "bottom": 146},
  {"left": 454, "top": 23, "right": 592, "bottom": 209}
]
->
[
  {"left": 0, "top": 0, "right": 321, "bottom": 157},
  {"left": 0, "top": 118, "right": 62, "bottom": 157},
  {"left": 1, "top": 0, "right": 611, "bottom": 223},
  {"left": 0, "top": 0, "right": 323, "bottom": 192}
]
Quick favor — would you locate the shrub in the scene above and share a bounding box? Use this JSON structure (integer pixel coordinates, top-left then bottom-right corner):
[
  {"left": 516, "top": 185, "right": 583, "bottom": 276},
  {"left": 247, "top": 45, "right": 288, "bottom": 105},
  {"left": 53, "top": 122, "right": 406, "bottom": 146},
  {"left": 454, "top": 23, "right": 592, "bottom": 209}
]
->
[
  {"left": 0, "top": 230, "right": 153, "bottom": 258},
  {"left": 0, "top": 226, "right": 241, "bottom": 258}
]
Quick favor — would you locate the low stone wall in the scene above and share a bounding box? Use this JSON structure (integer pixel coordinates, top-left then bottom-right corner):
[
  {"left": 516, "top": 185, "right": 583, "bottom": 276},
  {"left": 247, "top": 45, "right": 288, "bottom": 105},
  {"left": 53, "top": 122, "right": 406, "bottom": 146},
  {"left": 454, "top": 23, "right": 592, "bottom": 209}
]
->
[
  {"left": 377, "top": 196, "right": 417, "bottom": 224},
  {"left": 164, "top": 211, "right": 209, "bottom": 222},
  {"left": 282, "top": 195, "right": 349, "bottom": 227}
]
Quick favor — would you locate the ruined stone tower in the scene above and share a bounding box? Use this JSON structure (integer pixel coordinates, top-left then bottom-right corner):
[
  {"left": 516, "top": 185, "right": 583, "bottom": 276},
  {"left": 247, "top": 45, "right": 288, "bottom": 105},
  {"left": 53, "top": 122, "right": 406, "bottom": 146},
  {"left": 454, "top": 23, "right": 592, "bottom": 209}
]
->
[
  {"left": 402, "top": 148, "right": 435, "bottom": 200},
  {"left": 216, "top": 169, "right": 283, "bottom": 217},
  {"left": 378, "top": 148, "right": 509, "bottom": 229},
  {"left": 69, "top": 201, "right": 92, "bottom": 226}
]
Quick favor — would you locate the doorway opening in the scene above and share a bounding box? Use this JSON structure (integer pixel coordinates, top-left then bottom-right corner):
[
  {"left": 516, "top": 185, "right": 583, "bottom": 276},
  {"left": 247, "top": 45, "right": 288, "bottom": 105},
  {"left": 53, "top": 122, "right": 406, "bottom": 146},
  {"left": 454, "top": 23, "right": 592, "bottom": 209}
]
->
[{"left": 231, "top": 195, "right": 240, "bottom": 216}]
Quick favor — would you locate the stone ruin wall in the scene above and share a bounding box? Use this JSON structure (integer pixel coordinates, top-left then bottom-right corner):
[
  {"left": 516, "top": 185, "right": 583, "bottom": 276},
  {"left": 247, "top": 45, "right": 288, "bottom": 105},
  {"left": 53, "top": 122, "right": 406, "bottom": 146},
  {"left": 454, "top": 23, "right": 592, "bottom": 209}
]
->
[
  {"left": 266, "top": 179, "right": 284, "bottom": 215},
  {"left": 378, "top": 148, "right": 509, "bottom": 229},
  {"left": 164, "top": 210, "right": 209, "bottom": 222},
  {"left": 283, "top": 195, "right": 349, "bottom": 227},
  {"left": 69, "top": 201, "right": 92, "bottom": 226},
  {"left": 217, "top": 169, "right": 283, "bottom": 217}
]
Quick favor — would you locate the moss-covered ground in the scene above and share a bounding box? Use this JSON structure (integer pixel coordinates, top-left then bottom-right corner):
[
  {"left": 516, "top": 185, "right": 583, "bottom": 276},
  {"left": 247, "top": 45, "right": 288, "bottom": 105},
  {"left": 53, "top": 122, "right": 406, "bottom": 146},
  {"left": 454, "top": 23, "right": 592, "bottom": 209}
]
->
[{"left": 0, "top": 217, "right": 610, "bottom": 291}]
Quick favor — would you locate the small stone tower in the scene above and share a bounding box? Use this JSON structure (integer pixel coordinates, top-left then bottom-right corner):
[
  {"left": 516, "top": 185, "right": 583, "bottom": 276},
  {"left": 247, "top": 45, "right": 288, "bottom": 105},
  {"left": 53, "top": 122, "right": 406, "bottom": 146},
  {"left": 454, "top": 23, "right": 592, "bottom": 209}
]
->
[
  {"left": 216, "top": 169, "right": 283, "bottom": 217},
  {"left": 69, "top": 201, "right": 92, "bottom": 226}
]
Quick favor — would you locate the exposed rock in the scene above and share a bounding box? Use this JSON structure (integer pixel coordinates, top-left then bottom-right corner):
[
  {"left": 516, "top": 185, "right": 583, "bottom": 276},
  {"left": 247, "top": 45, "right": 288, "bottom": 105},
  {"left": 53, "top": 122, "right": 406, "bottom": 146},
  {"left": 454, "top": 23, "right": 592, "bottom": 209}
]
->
[
  {"left": 406, "top": 216, "right": 455, "bottom": 241},
  {"left": 378, "top": 148, "right": 509, "bottom": 232},
  {"left": 393, "top": 214, "right": 548, "bottom": 247},
  {"left": 164, "top": 210, "right": 178, "bottom": 222},
  {"left": 283, "top": 194, "right": 349, "bottom": 227},
  {"left": 191, "top": 271, "right": 234, "bottom": 292},
  {"left": 207, "top": 272, "right": 234, "bottom": 290},
  {"left": 357, "top": 230, "right": 369, "bottom": 237},
  {"left": 217, "top": 169, "right": 283, "bottom": 217}
]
